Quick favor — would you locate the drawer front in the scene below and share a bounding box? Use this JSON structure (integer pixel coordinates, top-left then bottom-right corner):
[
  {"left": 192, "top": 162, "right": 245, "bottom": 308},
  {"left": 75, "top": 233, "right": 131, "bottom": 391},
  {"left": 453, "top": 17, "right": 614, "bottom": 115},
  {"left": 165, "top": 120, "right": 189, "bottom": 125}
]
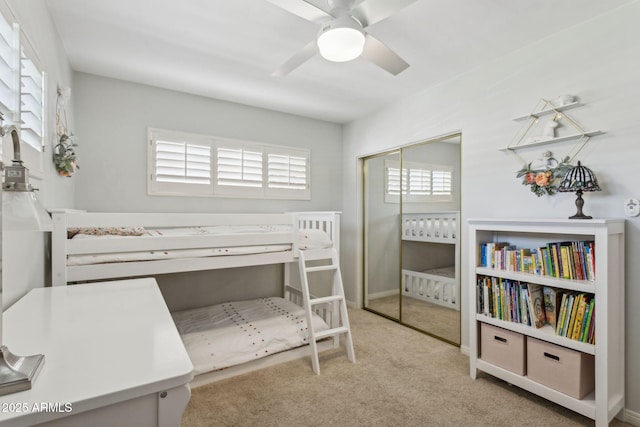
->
[
  {"left": 527, "top": 337, "right": 595, "bottom": 399},
  {"left": 480, "top": 323, "right": 526, "bottom": 375}
]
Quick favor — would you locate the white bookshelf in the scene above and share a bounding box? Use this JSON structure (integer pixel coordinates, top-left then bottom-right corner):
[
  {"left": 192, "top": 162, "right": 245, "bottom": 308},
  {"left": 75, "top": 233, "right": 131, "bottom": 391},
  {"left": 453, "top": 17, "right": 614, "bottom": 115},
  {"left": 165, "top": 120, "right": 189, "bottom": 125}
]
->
[{"left": 468, "top": 218, "right": 625, "bottom": 426}]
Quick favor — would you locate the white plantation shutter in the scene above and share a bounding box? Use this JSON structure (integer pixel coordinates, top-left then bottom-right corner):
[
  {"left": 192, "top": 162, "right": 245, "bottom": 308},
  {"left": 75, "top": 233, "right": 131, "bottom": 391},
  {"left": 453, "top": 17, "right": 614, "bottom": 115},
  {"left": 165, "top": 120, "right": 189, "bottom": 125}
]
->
[
  {"left": 432, "top": 169, "right": 453, "bottom": 195},
  {"left": 148, "top": 128, "right": 310, "bottom": 199},
  {"left": 385, "top": 160, "right": 453, "bottom": 202},
  {"left": 155, "top": 140, "right": 211, "bottom": 184},
  {"left": 216, "top": 147, "right": 262, "bottom": 188},
  {"left": 409, "top": 168, "right": 431, "bottom": 195},
  {"left": 386, "top": 167, "right": 406, "bottom": 196},
  {"left": 0, "top": 13, "right": 45, "bottom": 174},
  {"left": 19, "top": 49, "right": 44, "bottom": 150},
  {"left": 268, "top": 154, "right": 306, "bottom": 189},
  {"left": 0, "top": 15, "right": 16, "bottom": 122}
]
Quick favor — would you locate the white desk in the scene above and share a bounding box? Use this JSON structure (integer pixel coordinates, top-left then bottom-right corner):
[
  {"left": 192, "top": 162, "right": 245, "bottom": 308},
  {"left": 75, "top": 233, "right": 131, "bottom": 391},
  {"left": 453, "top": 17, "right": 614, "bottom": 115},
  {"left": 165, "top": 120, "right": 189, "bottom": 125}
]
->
[{"left": 0, "top": 278, "right": 193, "bottom": 427}]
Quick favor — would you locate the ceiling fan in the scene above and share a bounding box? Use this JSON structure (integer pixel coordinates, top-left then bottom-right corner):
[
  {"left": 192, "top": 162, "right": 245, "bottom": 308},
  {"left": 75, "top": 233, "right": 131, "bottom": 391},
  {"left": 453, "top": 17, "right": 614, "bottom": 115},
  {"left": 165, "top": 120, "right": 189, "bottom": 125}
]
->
[{"left": 267, "top": 0, "right": 417, "bottom": 76}]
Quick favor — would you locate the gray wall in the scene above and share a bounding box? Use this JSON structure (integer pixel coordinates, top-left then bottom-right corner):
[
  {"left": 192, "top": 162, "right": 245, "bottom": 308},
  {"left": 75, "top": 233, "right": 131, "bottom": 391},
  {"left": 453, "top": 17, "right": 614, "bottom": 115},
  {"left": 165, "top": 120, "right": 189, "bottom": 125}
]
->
[
  {"left": 73, "top": 72, "right": 342, "bottom": 213},
  {"left": 342, "top": 1, "right": 640, "bottom": 418}
]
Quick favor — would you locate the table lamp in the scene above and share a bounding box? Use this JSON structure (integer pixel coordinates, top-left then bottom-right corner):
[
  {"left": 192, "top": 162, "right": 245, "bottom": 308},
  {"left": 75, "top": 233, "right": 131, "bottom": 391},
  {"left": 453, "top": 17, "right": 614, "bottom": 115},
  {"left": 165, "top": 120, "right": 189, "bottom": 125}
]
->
[
  {"left": 0, "top": 117, "right": 50, "bottom": 395},
  {"left": 558, "top": 161, "right": 601, "bottom": 219}
]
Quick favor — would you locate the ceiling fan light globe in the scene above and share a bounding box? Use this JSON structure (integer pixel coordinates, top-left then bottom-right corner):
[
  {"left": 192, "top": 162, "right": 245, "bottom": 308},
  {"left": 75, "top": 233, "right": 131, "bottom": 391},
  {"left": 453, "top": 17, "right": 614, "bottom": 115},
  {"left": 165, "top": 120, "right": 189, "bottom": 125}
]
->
[{"left": 317, "top": 17, "right": 365, "bottom": 62}]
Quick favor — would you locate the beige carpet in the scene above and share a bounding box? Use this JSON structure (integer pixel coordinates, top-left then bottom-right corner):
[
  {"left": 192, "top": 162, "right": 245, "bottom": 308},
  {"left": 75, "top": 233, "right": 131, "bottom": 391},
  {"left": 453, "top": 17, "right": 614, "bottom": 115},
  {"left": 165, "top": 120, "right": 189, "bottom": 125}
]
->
[{"left": 182, "top": 308, "right": 630, "bottom": 427}]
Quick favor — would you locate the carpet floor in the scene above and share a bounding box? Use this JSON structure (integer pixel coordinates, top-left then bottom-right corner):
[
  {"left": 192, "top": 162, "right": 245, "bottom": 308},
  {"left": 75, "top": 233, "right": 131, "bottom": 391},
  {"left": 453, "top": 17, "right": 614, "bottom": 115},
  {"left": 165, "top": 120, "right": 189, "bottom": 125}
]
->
[{"left": 181, "top": 308, "right": 630, "bottom": 427}]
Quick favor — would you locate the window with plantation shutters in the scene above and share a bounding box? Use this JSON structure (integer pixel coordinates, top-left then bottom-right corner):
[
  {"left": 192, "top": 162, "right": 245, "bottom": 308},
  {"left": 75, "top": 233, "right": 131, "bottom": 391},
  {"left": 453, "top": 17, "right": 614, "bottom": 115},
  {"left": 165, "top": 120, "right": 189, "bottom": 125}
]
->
[
  {"left": 0, "top": 10, "right": 46, "bottom": 176},
  {"left": 148, "top": 128, "right": 310, "bottom": 200},
  {"left": 0, "top": 14, "right": 16, "bottom": 123},
  {"left": 385, "top": 160, "right": 452, "bottom": 203},
  {"left": 155, "top": 140, "right": 211, "bottom": 185}
]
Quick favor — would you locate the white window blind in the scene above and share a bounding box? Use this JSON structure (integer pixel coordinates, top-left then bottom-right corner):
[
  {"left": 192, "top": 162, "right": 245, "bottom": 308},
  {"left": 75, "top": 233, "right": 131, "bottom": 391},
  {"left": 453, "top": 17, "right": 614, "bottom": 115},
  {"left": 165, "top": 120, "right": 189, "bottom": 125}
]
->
[
  {"left": 19, "top": 48, "right": 44, "bottom": 150},
  {"left": 148, "top": 128, "right": 311, "bottom": 200},
  {"left": 217, "top": 147, "right": 262, "bottom": 188},
  {"left": 268, "top": 153, "right": 307, "bottom": 190},
  {"left": 0, "top": 14, "right": 16, "bottom": 121},
  {"left": 385, "top": 160, "right": 453, "bottom": 203},
  {"left": 0, "top": 11, "right": 46, "bottom": 176},
  {"left": 155, "top": 139, "right": 211, "bottom": 185},
  {"left": 432, "top": 170, "right": 453, "bottom": 195}
]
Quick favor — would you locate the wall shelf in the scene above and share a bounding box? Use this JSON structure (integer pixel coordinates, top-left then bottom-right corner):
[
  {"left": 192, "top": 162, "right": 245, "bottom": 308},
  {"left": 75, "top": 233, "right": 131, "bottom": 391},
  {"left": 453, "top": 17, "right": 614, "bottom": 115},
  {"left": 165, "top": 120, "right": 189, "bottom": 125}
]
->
[
  {"left": 501, "top": 130, "right": 604, "bottom": 152},
  {"left": 512, "top": 101, "right": 582, "bottom": 121}
]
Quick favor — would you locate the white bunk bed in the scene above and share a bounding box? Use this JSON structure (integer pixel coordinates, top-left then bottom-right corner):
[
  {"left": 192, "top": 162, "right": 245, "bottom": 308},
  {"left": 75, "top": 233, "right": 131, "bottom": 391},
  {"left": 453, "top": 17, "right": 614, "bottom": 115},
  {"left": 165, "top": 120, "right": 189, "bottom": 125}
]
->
[
  {"left": 50, "top": 210, "right": 343, "bottom": 385},
  {"left": 401, "top": 211, "right": 460, "bottom": 310}
]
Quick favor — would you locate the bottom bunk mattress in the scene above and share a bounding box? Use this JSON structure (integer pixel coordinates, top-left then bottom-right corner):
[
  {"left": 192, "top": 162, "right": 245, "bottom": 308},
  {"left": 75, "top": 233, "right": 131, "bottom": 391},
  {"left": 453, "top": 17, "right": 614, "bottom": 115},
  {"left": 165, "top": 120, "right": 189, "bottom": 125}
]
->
[{"left": 172, "top": 297, "right": 329, "bottom": 375}]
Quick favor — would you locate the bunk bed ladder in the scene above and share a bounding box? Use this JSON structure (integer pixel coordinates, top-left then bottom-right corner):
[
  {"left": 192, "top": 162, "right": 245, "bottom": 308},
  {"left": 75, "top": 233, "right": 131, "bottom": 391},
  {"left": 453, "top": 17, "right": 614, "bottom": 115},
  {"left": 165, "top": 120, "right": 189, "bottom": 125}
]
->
[{"left": 298, "top": 247, "right": 355, "bottom": 374}]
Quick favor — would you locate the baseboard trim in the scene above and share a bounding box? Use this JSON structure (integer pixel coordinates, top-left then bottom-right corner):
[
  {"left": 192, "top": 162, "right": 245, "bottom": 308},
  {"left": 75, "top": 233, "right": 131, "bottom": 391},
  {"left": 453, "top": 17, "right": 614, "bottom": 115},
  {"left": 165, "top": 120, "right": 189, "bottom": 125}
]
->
[{"left": 622, "top": 408, "right": 640, "bottom": 426}]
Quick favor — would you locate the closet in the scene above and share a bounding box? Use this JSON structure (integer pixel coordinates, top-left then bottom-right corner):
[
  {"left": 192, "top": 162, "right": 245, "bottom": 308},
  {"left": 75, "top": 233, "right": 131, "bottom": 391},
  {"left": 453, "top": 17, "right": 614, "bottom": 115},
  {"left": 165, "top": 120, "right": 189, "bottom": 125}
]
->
[{"left": 363, "top": 133, "right": 461, "bottom": 345}]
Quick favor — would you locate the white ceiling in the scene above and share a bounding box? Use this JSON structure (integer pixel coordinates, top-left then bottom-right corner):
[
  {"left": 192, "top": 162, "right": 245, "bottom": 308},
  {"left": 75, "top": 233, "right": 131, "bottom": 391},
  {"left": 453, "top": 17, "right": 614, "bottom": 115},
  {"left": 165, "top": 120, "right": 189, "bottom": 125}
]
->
[{"left": 45, "top": 0, "right": 630, "bottom": 123}]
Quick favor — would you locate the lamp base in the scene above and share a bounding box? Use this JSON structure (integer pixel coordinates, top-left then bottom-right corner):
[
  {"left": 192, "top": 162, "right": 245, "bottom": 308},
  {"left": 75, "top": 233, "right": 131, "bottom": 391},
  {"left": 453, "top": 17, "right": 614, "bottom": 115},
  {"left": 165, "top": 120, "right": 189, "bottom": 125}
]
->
[
  {"left": 568, "top": 213, "right": 592, "bottom": 220},
  {"left": 569, "top": 190, "right": 593, "bottom": 220},
  {"left": 0, "top": 345, "right": 44, "bottom": 396}
]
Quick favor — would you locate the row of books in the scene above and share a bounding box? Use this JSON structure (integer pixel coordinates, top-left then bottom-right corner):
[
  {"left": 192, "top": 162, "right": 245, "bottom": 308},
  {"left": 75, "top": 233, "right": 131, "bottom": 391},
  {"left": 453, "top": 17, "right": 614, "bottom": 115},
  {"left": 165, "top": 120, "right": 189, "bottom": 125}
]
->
[
  {"left": 478, "top": 240, "right": 595, "bottom": 281},
  {"left": 475, "top": 276, "right": 595, "bottom": 343},
  {"left": 554, "top": 291, "right": 595, "bottom": 344}
]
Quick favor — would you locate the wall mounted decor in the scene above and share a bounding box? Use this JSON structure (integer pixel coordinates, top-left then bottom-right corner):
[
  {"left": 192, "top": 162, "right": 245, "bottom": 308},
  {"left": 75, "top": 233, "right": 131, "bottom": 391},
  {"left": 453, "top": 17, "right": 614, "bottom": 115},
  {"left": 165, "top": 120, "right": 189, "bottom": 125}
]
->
[
  {"left": 53, "top": 86, "right": 79, "bottom": 177},
  {"left": 502, "top": 96, "right": 605, "bottom": 197}
]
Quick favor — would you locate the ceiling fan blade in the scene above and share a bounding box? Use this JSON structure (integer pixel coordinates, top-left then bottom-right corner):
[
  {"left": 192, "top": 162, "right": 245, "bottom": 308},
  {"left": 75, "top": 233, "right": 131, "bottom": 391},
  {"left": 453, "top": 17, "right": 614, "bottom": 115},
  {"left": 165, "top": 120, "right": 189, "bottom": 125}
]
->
[
  {"left": 265, "top": 0, "right": 332, "bottom": 23},
  {"left": 360, "top": 34, "right": 409, "bottom": 75},
  {"left": 273, "top": 39, "right": 318, "bottom": 77},
  {"left": 351, "top": 0, "right": 418, "bottom": 27}
]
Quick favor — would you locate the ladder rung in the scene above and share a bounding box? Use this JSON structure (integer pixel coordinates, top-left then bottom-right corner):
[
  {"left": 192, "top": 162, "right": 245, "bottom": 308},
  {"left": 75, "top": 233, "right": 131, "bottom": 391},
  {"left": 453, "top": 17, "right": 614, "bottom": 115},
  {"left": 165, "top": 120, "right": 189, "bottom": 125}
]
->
[
  {"left": 309, "top": 295, "right": 343, "bottom": 305},
  {"left": 314, "top": 326, "right": 349, "bottom": 340},
  {"left": 305, "top": 265, "right": 338, "bottom": 273}
]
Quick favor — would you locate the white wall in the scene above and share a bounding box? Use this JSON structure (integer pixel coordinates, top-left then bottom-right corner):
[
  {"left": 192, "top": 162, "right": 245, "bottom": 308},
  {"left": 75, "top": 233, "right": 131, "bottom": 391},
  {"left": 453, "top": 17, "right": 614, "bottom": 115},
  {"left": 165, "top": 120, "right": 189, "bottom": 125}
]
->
[
  {"left": 72, "top": 72, "right": 342, "bottom": 213},
  {"left": 2, "top": 0, "right": 74, "bottom": 306},
  {"left": 342, "top": 1, "right": 640, "bottom": 417}
]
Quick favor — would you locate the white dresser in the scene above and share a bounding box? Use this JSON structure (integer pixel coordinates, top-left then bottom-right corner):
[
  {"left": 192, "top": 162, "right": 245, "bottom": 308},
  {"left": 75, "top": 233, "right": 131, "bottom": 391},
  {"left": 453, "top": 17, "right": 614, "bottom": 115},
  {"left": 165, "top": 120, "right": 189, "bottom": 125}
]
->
[{"left": 0, "top": 278, "right": 193, "bottom": 427}]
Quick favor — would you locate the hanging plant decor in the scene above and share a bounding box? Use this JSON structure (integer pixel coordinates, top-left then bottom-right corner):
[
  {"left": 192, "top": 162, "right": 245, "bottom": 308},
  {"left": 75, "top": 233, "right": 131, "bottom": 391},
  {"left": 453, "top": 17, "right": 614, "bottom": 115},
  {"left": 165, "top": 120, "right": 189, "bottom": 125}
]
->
[
  {"left": 516, "top": 151, "right": 572, "bottom": 197},
  {"left": 53, "top": 86, "right": 79, "bottom": 177}
]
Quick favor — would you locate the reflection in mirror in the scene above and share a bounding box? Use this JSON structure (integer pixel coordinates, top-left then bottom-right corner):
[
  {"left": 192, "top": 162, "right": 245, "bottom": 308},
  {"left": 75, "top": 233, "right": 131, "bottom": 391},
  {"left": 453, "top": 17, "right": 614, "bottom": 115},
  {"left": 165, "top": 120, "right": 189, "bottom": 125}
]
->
[
  {"left": 363, "top": 151, "right": 400, "bottom": 320},
  {"left": 362, "top": 134, "right": 461, "bottom": 345},
  {"left": 400, "top": 135, "right": 461, "bottom": 345}
]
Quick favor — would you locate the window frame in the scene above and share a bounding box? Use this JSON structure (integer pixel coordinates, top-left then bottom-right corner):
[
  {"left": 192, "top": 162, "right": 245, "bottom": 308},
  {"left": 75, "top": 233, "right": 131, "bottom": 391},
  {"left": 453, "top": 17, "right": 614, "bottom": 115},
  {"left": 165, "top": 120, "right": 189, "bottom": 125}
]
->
[{"left": 148, "top": 128, "right": 311, "bottom": 200}]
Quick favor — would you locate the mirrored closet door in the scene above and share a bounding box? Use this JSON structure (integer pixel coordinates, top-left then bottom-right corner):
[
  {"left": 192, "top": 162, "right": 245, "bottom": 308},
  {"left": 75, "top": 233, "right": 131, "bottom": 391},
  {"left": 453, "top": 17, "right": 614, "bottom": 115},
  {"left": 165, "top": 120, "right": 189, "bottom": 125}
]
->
[
  {"left": 363, "top": 134, "right": 461, "bottom": 345},
  {"left": 363, "top": 150, "right": 401, "bottom": 321}
]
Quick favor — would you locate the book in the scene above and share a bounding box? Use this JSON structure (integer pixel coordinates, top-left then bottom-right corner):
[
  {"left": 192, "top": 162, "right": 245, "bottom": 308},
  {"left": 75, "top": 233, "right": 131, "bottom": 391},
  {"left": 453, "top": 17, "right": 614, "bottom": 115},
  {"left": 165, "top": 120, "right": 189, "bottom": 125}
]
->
[
  {"left": 579, "top": 298, "right": 594, "bottom": 342},
  {"left": 571, "top": 295, "right": 589, "bottom": 340},
  {"left": 527, "top": 283, "right": 546, "bottom": 328},
  {"left": 564, "top": 294, "right": 582, "bottom": 337},
  {"left": 555, "top": 292, "right": 568, "bottom": 335},
  {"left": 543, "top": 286, "right": 562, "bottom": 330}
]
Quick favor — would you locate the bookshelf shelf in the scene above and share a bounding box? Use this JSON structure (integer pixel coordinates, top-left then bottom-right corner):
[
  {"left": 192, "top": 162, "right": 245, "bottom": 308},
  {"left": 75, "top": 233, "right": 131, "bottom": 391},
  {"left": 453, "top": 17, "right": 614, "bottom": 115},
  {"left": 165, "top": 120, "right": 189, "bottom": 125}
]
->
[{"left": 468, "top": 218, "right": 625, "bottom": 426}]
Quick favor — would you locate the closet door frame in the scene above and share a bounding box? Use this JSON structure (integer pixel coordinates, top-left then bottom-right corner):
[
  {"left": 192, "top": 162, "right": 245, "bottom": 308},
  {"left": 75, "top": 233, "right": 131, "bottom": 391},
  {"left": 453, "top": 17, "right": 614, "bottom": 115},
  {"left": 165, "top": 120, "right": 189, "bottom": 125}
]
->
[{"left": 361, "top": 132, "right": 462, "bottom": 345}]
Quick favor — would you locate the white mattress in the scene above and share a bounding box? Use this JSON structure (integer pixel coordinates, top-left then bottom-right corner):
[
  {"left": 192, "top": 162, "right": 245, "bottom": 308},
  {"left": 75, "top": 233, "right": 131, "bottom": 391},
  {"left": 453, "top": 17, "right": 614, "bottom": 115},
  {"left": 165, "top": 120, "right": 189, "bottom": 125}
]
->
[
  {"left": 421, "top": 265, "right": 456, "bottom": 279},
  {"left": 172, "top": 297, "right": 329, "bottom": 375}
]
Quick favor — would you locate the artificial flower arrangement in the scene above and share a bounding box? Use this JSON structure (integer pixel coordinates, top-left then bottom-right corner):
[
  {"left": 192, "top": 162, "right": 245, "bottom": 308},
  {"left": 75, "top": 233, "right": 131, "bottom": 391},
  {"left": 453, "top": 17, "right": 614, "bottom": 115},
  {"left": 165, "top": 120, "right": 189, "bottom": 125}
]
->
[
  {"left": 53, "top": 132, "right": 79, "bottom": 177},
  {"left": 516, "top": 152, "right": 572, "bottom": 197},
  {"left": 53, "top": 86, "right": 79, "bottom": 177}
]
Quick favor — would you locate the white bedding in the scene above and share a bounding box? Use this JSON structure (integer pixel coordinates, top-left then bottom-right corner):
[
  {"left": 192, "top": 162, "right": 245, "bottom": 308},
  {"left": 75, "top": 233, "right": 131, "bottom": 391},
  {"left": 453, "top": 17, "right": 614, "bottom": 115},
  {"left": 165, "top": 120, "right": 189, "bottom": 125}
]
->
[
  {"left": 172, "top": 297, "right": 329, "bottom": 375},
  {"left": 421, "top": 265, "right": 456, "bottom": 279},
  {"left": 66, "top": 227, "right": 333, "bottom": 266}
]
